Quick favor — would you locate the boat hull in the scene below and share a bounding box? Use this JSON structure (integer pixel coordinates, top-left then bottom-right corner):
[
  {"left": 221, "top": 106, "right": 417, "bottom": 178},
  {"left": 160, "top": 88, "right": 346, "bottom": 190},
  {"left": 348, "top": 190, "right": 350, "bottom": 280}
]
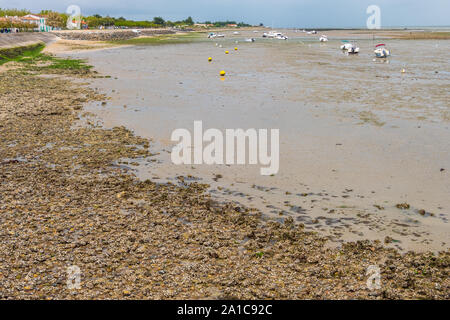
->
[{"left": 374, "top": 48, "right": 390, "bottom": 58}]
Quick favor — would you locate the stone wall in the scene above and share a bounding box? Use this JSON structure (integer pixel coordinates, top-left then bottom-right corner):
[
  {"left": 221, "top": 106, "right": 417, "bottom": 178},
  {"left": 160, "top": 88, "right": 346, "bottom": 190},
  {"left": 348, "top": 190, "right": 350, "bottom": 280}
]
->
[
  {"left": 0, "top": 33, "right": 57, "bottom": 49},
  {"left": 53, "top": 29, "right": 176, "bottom": 41}
]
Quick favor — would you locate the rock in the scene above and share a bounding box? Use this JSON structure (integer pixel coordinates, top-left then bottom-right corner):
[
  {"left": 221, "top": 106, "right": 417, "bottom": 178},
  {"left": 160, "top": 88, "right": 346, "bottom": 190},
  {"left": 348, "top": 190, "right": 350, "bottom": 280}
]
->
[
  {"left": 384, "top": 236, "right": 394, "bottom": 244},
  {"left": 116, "top": 191, "right": 127, "bottom": 199},
  {"left": 396, "top": 203, "right": 410, "bottom": 210}
]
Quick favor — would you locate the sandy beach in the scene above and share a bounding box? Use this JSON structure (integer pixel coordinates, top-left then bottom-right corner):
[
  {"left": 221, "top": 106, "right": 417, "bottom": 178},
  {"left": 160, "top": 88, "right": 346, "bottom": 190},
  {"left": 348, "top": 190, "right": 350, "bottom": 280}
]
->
[{"left": 0, "top": 29, "right": 449, "bottom": 299}]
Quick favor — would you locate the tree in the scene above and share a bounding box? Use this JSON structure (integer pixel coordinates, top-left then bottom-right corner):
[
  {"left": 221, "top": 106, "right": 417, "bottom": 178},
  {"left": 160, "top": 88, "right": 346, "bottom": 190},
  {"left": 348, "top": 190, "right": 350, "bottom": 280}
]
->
[
  {"left": 184, "top": 16, "right": 194, "bottom": 25},
  {"left": 46, "top": 11, "right": 65, "bottom": 28},
  {"left": 153, "top": 16, "right": 165, "bottom": 26},
  {"left": 0, "top": 8, "right": 30, "bottom": 17}
]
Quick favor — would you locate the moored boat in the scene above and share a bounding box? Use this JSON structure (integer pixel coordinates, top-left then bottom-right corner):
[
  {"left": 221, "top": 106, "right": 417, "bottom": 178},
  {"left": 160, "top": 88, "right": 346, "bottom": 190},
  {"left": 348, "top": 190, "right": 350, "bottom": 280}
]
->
[
  {"left": 208, "top": 32, "right": 225, "bottom": 39},
  {"left": 374, "top": 44, "right": 390, "bottom": 58},
  {"left": 263, "top": 31, "right": 288, "bottom": 39},
  {"left": 340, "top": 40, "right": 359, "bottom": 54}
]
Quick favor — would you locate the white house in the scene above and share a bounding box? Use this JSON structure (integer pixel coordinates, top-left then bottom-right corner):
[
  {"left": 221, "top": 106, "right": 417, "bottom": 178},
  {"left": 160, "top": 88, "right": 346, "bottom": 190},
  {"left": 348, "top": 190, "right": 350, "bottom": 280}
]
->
[{"left": 21, "top": 14, "right": 50, "bottom": 31}]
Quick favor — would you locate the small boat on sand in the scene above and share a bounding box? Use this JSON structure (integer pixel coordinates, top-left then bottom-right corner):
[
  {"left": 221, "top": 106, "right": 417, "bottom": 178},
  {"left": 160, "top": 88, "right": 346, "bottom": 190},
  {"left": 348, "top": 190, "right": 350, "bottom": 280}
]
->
[
  {"left": 245, "top": 38, "right": 255, "bottom": 42},
  {"left": 340, "top": 40, "right": 359, "bottom": 54},
  {"left": 340, "top": 40, "right": 351, "bottom": 50},
  {"left": 275, "top": 34, "right": 288, "bottom": 40},
  {"left": 263, "top": 31, "right": 288, "bottom": 39},
  {"left": 319, "top": 35, "right": 328, "bottom": 42},
  {"left": 208, "top": 33, "right": 225, "bottom": 39},
  {"left": 374, "top": 44, "right": 390, "bottom": 58},
  {"left": 347, "top": 43, "right": 359, "bottom": 54}
]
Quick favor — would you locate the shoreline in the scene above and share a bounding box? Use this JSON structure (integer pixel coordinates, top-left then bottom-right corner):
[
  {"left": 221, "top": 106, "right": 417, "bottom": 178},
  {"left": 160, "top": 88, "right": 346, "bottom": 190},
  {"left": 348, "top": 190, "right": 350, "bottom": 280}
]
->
[{"left": 0, "top": 41, "right": 448, "bottom": 299}]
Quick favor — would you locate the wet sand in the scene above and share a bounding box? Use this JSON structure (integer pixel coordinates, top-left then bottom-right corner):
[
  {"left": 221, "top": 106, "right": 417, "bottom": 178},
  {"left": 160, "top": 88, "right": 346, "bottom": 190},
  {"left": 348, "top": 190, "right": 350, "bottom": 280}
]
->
[{"left": 65, "top": 30, "right": 450, "bottom": 252}]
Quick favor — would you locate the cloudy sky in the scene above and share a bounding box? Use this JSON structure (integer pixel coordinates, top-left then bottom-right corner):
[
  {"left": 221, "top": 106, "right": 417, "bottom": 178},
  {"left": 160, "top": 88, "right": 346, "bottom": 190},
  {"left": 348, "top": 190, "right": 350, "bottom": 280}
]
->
[{"left": 1, "top": 0, "right": 449, "bottom": 28}]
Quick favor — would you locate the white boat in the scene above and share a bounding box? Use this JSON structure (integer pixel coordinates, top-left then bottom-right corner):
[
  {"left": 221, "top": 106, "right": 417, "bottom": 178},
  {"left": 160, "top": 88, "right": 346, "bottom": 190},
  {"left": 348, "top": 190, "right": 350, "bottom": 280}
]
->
[
  {"left": 340, "top": 40, "right": 351, "bottom": 50},
  {"left": 263, "top": 31, "right": 288, "bottom": 39},
  {"left": 131, "top": 29, "right": 141, "bottom": 34},
  {"left": 319, "top": 35, "right": 328, "bottom": 42},
  {"left": 245, "top": 38, "right": 255, "bottom": 42},
  {"left": 374, "top": 43, "right": 390, "bottom": 58},
  {"left": 340, "top": 40, "right": 359, "bottom": 54},
  {"left": 263, "top": 31, "right": 278, "bottom": 38},
  {"left": 208, "top": 32, "right": 225, "bottom": 39},
  {"left": 347, "top": 44, "right": 360, "bottom": 54},
  {"left": 233, "top": 31, "right": 240, "bottom": 35}
]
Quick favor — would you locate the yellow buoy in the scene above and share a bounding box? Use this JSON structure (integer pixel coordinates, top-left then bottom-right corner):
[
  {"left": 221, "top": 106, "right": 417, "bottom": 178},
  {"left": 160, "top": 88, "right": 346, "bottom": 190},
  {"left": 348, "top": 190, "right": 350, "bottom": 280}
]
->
[
  {"left": 401, "top": 68, "right": 406, "bottom": 73},
  {"left": 208, "top": 57, "right": 212, "bottom": 62},
  {"left": 220, "top": 70, "right": 226, "bottom": 76},
  {"left": 225, "top": 51, "right": 229, "bottom": 54},
  {"left": 235, "top": 47, "right": 238, "bottom": 51}
]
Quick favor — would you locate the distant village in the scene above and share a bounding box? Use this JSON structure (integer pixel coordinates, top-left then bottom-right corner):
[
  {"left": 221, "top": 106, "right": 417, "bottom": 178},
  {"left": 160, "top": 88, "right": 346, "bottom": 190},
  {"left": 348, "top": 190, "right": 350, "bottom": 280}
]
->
[
  {"left": 0, "top": 14, "right": 56, "bottom": 32},
  {"left": 0, "top": 8, "right": 255, "bottom": 33}
]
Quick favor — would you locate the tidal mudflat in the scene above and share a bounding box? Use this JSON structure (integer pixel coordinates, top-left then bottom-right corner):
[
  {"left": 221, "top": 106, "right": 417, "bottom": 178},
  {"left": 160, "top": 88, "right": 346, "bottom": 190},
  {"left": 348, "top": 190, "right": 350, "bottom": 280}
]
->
[
  {"left": 0, "top": 31, "right": 448, "bottom": 299},
  {"left": 72, "top": 31, "right": 450, "bottom": 253}
]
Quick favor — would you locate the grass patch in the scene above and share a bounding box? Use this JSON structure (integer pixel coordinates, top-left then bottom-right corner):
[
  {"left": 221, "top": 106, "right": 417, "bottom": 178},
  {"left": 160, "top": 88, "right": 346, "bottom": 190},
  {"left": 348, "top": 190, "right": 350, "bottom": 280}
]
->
[
  {"left": 396, "top": 32, "right": 450, "bottom": 40},
  {"left": 19, "top": 52, "right": 92, "bottom": 74},
  {"left": 110, "top": 32, "right": 204, "bottom": 45},
  {"left": 39, "top": 55, "right": 93, "bottom": 71},
  {"left": 0, "top": 42, "right": 45, "bottom": 65},
  {"left": 1, "top": 42, "right": 92, "bottom": 73}
]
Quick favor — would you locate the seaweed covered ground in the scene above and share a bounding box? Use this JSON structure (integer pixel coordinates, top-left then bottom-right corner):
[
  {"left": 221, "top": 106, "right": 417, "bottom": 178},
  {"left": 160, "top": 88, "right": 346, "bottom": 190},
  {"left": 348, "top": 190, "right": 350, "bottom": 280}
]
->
[
  {"left": 0, "top": 52, "right": 448, "bottom": 300},
  {"left": 0, "top": 42, "right": 45, "bottom": 65},
  {"left": 108, "top": 32, "right": 204, "bottom": 46}
]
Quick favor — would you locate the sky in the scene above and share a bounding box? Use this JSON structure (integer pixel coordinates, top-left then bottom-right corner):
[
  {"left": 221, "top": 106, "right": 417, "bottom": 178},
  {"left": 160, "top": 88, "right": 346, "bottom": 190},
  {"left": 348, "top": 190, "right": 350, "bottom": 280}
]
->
[{"left": 1, "top": 0, "right": 449, "bottom": 28}]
